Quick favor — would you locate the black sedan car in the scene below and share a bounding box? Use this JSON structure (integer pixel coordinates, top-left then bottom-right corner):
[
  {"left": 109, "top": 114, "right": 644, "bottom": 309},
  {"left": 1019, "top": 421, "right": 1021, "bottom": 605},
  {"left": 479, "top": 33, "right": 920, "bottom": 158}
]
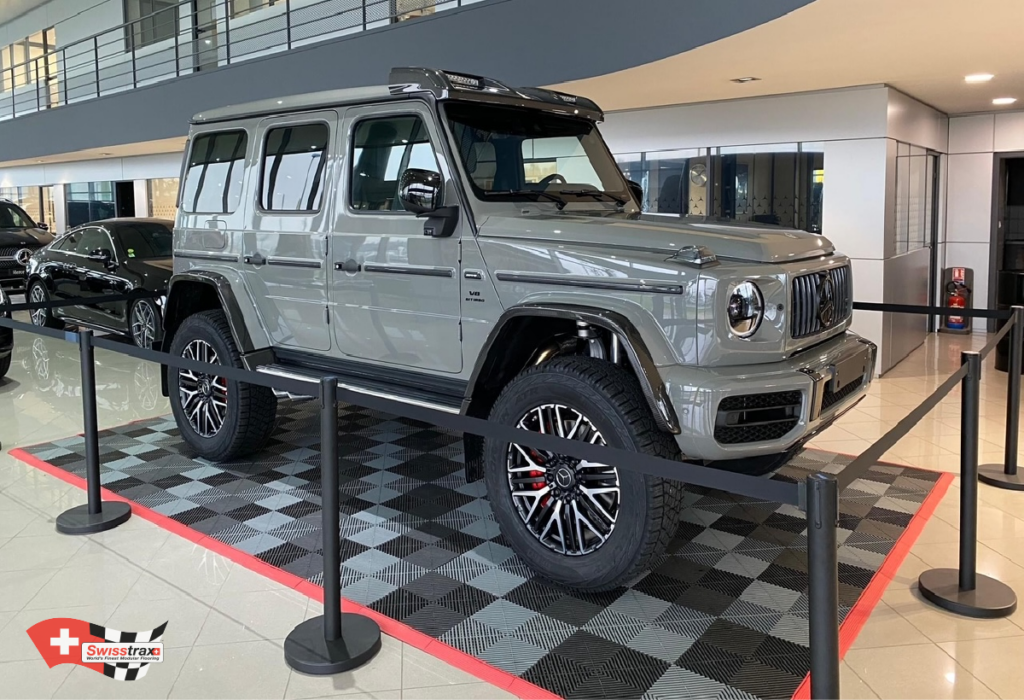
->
[
  {"left": 26, "top": 218, "right": 173, "bottom": 349},
  {"left": 0, "top": 199, "right": 54, "bottom": 294}
]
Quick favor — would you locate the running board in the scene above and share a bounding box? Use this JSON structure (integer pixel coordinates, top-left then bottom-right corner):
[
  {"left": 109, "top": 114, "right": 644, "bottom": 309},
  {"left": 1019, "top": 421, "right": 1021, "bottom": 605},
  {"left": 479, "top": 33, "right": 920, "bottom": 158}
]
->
[{"left": 255, "top": 365, "right": 462, "bottom": 414}]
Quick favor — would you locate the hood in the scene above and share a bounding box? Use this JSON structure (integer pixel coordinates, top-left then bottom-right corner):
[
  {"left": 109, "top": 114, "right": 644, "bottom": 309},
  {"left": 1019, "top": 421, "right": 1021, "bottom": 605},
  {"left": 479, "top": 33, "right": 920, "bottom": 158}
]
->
[
  {"left": 478, "top": 212, "right": 834, "bottom": 264},
  {"left": 0, "top": 227, "right": 54, "bottom": 248}
]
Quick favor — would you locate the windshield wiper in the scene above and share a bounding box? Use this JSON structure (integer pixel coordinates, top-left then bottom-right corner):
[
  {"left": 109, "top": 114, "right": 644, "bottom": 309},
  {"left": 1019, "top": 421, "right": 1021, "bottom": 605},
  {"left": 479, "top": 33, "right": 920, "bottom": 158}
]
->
[
  {"left": 558, "top": 189, "right": 628, "bottom": 207},
  {"left": 486, "top": 190, "right": 568, "bottom": 210}
]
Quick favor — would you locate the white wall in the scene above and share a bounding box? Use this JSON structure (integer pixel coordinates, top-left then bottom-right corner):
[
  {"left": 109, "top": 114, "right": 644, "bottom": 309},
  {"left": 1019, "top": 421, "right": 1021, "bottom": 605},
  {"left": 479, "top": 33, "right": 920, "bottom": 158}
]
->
[
  {"left": 0, "top": 151, "right": 182, "bottom": 187},
  {"left": 945, "top": 110, "right": 1024, "bottom": 329},
  {"left": 0, "top": 0, "right": 122, "bottom": 48}
]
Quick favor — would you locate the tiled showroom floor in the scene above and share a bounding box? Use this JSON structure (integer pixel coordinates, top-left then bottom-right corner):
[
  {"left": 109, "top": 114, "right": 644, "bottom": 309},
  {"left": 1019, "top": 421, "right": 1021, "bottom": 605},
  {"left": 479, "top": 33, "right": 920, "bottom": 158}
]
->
[{"left": 1, "top": 320, "right": 1023, "bottom": 699}]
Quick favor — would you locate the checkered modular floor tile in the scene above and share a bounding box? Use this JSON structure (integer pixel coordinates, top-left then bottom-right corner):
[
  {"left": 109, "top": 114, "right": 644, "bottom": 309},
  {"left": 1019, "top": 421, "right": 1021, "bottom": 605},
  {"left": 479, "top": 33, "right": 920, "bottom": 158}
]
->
[{"left": 20, "top": 403, "right": 944, "bottom": 700}]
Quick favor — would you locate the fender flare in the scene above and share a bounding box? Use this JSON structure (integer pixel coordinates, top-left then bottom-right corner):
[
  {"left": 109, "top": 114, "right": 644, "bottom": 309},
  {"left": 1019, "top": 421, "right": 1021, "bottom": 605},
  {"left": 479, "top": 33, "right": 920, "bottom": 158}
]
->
[
  {"left": 162, "top": 271, "right": 263, "bottom": 359},
  {"left": 467, "top": 302, "right": 680, "bottom": 434}
]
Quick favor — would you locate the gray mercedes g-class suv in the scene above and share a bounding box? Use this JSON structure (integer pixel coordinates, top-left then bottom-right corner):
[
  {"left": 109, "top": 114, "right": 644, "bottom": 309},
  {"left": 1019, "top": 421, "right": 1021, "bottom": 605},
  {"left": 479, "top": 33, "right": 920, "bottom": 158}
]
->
[{"left": 163, "top": 67, "right": 875, "bottom": 590}]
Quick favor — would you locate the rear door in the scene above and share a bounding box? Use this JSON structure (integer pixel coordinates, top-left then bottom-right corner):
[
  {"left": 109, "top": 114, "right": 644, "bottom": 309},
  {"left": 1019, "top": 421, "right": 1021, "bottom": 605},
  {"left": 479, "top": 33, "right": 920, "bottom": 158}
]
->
[{"left": 242, "top": 112, "right": 336, "bottom": 352}]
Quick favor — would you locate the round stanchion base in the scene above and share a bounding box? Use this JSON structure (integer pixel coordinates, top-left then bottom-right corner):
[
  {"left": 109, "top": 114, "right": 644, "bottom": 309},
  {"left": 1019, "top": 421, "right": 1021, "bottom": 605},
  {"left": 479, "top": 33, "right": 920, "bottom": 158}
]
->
[
  {"left": 284, "top": 614, "right": 381, "bottom": 675},
  {"left": 919, "top": 568, "right": 1017, "bottom": 619},
  {"left": 978, "top": 464, "right": 1024, "bottom": 491},
  {"left": 55, "top": 501, "right": 131, "bottom": 535}
]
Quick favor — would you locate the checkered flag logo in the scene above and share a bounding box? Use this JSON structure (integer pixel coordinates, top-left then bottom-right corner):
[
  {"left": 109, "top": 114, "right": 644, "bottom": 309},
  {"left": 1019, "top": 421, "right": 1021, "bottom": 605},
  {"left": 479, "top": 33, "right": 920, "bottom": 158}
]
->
[
  {"left": 89, "top": 621, "right": 168, "bottom": 681},
  {"left": 26, "top": 617, "right": 169, "bottom": 682}
]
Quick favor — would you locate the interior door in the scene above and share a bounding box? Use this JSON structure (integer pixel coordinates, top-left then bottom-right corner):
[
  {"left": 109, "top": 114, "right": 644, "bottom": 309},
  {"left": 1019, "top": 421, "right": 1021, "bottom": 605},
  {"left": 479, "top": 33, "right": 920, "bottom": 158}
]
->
[
  {"left": 331, "top": 104, "right": 463, "bottom": 374},
  {"left": 242, "top": 112, "right": 336, "bottom": 351},
  {"left": 192, "top": 0, "right": 218, "bottom": 72}
]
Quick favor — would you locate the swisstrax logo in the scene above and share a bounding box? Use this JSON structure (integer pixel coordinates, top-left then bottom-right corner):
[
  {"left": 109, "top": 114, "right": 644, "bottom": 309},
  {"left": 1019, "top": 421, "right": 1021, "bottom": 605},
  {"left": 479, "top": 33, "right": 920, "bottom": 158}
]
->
[{"left": 27, "top": 618, "right": 168, "bottom": 681}]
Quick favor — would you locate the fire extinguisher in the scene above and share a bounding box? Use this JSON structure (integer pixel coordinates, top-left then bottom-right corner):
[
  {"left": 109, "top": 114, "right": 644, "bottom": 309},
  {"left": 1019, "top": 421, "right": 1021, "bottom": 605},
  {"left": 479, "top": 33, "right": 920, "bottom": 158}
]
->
[{"left": 946, "top": 280, "right": 970, "bottom": 330}]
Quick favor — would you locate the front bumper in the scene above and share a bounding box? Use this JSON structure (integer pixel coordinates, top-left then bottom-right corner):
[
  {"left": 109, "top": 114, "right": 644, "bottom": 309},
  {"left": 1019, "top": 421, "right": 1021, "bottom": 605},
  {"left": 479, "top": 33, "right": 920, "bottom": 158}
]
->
[
  {"left": 661, "top": 331, "right": 877, "bottom": 461},
  {"left": 0, "top": 267, "right": 27, "bottom": 292}
]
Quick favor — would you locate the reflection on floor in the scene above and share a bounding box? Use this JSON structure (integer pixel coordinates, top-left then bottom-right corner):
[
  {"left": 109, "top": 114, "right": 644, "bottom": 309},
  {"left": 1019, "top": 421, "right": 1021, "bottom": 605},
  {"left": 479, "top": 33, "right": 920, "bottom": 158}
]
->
[{"left": 16, "top": 400, "right": 946, "bottom": 700}]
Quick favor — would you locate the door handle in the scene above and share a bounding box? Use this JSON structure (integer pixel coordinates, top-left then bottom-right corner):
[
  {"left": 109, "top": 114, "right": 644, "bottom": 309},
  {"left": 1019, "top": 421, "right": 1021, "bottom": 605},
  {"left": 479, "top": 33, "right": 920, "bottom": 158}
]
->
[
  {"left": 243, "top": 252, "right": 265, "bottom": 266},
  {"left": 334, "top": 259, "right": 361, "bottom": 273}
]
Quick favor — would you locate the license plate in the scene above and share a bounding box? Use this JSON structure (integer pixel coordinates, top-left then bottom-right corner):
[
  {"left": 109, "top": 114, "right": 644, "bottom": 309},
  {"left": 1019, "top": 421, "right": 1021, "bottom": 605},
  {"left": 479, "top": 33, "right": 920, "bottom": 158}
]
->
[{"left": 831, "top": 346, "right": 869, "bottom": 391}]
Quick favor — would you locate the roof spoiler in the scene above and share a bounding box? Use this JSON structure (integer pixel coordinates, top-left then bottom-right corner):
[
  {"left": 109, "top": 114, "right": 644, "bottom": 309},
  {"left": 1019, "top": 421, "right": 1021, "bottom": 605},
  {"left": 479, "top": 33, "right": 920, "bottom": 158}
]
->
[{"left": 388, "top": 67, "right": 604, "bottom": 120}]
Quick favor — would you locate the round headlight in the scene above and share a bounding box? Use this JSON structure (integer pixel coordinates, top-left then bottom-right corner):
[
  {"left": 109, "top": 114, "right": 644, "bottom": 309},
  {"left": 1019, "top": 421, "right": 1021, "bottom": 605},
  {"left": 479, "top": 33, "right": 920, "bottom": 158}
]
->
[{"left": 727, "top": 281, "right": 764, "bottom": 338}]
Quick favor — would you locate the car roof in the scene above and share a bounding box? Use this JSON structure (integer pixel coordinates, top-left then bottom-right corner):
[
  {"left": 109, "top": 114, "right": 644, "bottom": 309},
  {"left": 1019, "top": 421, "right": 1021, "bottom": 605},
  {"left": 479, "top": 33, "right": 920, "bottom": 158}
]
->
[
  {"left": 70, "top": 218, "right": 173, "bottom": 232},
  {"left": 191, "top": 68, "right": 603, "bottom": 125}
]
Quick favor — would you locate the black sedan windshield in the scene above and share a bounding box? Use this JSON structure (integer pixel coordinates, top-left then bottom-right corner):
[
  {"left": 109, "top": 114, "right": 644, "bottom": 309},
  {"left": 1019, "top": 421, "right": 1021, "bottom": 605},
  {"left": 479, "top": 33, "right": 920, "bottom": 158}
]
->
[
  {"left": 0, "top": 202, "right": 36, "bottom": 229},
  {"left": 116, "top": 222, "right": 173, "bottom": 259},
  {"left": 445, "top": 102, "right": 628, "bottom": 204}
]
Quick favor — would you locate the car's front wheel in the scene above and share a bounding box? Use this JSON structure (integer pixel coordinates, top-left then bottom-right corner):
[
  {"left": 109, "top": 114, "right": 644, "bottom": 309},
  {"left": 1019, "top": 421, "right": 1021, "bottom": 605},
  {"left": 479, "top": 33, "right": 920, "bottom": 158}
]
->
[
  {"left": 0, "top": 353, "right": 10, "bottom": 379},
  {"left": 168, "top": 309, "right": 277, "bottom": 462},
  {"left": 485, "top": 356, "right": 682, "bottom": 591},
  {"left": 129, "top": 298, "right": 160, "bottom": 350}
]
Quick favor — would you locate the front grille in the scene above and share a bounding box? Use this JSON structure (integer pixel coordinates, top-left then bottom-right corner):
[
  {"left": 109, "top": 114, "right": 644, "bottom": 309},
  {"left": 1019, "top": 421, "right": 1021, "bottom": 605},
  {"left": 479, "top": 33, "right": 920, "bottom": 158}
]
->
[
  {"left": 791, "top": 265, "right": 851, "bottom": 339},
  {"left": 0, "top": 246, "right": 34, "bottom": 270},
  {"left": 821, "top": 375, "right": 864, "bottom": 413},
  {"left": 715, "top": 390, "right": 802, "bottom": 445}
]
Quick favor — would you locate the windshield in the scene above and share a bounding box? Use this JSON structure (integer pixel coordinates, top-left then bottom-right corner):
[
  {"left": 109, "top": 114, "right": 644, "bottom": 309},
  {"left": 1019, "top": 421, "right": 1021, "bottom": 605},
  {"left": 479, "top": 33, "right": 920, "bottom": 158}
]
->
[
  {"left": 116, "top": 222, "right": 173, "bottom": 259},
  {"left": 0, "top": 202, "right": 36, "bottom": 229},
  {"left": 444, "top": 102, "right": 629, "bottom": 206}
]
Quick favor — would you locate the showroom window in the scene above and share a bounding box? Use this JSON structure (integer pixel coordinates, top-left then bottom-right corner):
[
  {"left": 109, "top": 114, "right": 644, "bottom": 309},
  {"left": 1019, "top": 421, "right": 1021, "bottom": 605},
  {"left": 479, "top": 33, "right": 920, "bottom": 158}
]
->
[
  {"left": 259, "top": 123, "right": 330, "bottom": 212},
  {"left": 641, "top": 149, "right": 708, "bottom": 217},
  {"left": 351, "top": 116, "right": 438, "bottom": 211},
  {"left": 894, "top": 143, "right": 937, "bottom": 255},
  {"left": 0, "top": 186, "right": 45, "bottom": 225},
  {"left": 710, "top": 144, "right": 800, "bottom": 228},
  {"left": 66, "top": 182, "right": 116, "bottom": 228},
  {"left": 181, "top": 130, "right": 248, "bottom": 214},
  {"left": 0, "top": 27, "right": 56, "bottom": 93},
  {"left": 230, "top": 0, "right": 281, "bottom": 18},
  {"left": 124, "top": 0, "right": 179, "bottom": 49},
  {"left": 148, "top": 178, "right": 180, "bottom": 219}
]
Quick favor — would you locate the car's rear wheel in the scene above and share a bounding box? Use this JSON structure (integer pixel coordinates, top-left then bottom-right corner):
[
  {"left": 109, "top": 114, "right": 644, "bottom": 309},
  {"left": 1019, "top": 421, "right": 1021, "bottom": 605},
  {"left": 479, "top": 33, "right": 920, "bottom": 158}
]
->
[
  {"left": 485, "top": 355, "right": 682, "bottom": 591},
  {"left": 168, "top": 309, "right": 277, "bottom": 461},
  {"left": 129, "top": 298, "right": 160, "bottom": 349},
  {"left": 27, "top": 282, "right": 64, "bottom": 329}
]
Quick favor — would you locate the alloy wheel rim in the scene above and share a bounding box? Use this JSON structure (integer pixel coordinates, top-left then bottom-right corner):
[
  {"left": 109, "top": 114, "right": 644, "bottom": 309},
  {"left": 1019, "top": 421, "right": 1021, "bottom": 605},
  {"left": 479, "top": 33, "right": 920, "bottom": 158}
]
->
[
  {"left": 506, "top": 404, "right": 620, "bottom": 556},
  {"left": 178, "top": 339, "right": 228, "bottom": 438},
  {"left": 29, "top": 285, "right": 47, "bottom": 326},
  {"left": 131, "top": 301, "right": 157, "bottom": 349}
]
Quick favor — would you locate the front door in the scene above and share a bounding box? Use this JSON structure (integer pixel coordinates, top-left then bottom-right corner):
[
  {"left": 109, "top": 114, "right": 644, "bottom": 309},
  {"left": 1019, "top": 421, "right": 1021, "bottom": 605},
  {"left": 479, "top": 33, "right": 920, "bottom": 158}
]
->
[
  {"left": 330, "top": 104, "right": 463, "bottom": 374},
  {"left": 242, "top": 111, "right": 336, "bottom": 352}
]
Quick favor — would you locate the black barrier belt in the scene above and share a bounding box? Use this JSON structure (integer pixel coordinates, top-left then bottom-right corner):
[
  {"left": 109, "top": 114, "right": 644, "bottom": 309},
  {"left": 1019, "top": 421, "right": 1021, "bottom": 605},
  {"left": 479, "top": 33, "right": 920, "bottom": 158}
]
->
[
  {"left": 3, "top": 314, "right": 802, "bottom": 507},
  {"left": 836, "top": 363, "right": 969, "bottom": 492},
  {"left": 4, "top": 290, "right": 163, "bottom": 313},
  {"left": 0, "top": 316, "right": 79, "bottom": 342},
  {"left": 978, "top": 317, "right": 1015, "bottom": 361},
  {"left": 852, "top": 301, "right": 1012, "bottom": 320}
]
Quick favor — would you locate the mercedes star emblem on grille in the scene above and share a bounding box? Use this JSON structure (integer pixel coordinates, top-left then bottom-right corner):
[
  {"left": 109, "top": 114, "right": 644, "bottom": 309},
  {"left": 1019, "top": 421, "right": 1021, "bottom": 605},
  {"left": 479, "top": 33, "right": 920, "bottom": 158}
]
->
[
  {"left": 817, "top": 270, "right": 836, "bottom": 327},
  {"left": 14, "top": 248, "right": 33, "bottom": 266}
]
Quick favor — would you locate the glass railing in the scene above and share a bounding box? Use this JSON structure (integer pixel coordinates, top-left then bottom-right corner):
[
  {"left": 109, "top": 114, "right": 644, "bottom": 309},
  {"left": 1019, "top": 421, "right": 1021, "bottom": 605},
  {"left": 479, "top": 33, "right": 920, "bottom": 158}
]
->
[{"left": 0, "top": 0, "right": 476, "bottom": 122}]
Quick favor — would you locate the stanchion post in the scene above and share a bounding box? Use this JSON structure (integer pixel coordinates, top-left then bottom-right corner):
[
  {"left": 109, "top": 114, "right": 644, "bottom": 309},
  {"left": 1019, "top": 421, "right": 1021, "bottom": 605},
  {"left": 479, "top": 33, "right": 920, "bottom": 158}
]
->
[
  {"left": 980, "top": 305, "right": 1024, "bottom": 490},
  {"left": 55, "top": 329, "right": 132, "bottom": 534},
  {"left": 919, "top": 351, "right": 1017, "bottom": 618},
  {"left": 806, "top": 473, "right": 841, "bottom": 700},
  {"left": 284, "top": 376, "right": 381, "bottom": 675}
]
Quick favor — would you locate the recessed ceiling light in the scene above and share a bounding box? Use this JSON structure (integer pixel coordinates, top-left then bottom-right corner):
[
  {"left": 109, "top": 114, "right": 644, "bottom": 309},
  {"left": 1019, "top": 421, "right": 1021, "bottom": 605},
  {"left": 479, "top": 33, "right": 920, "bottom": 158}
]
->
[
  {"left": 99, "top": 152, "right": 112, "bottom": 156},
  {"left": 35, "top": 159, "right": 44, "bottom": 163},
  {"left": 965, "top": 73, "right": 994, "bottom": 83},
  {"left": 993, "top": 97, "right": 1018, "bottom": 105},
  {"left": 731, "top": 77, "right": 761, "bottom": 84}
]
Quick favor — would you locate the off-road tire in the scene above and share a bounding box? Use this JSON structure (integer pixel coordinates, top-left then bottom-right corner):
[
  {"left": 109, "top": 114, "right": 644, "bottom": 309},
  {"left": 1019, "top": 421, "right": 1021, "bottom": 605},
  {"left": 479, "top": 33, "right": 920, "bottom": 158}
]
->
[
  {"left": 168, "top": 309, "right": 277, "bottom": 461},
  {"left": 0, "top": 353, "right": 10, "bottom": 379},
  {"left": 27, "top": 281, "right": 64, "bottom": 329},
  {"left": 484, "top": 355, "right": 683, "bottom": 591}
]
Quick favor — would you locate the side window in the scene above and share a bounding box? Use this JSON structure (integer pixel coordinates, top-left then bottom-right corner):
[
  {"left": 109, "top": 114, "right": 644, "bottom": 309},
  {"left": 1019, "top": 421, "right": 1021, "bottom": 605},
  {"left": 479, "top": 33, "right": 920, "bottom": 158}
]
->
[
  {"left": 259, "top": 123, "right": 330, "bottom": 212},
  {"left": 181, "top": 130, "right": 248, "bottom": 214},
  {"left": 350, "top": 115, "right": 439, "bottom": 212},
  {"left": 75, "top": 228, "right": 111, "bottom": 256},
  {"left": 53, "top": 233, "right": 78, "bottom": 251}
]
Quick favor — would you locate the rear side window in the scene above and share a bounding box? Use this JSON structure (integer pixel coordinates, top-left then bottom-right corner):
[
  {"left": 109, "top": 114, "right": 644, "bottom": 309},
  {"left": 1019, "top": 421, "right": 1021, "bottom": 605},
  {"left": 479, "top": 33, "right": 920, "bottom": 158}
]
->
[
  {"left": 259, "top": 123, "right": 330, "bottom": 212},
  {"left": 181, "top": 130, "right": 248, "bottom": 214}
]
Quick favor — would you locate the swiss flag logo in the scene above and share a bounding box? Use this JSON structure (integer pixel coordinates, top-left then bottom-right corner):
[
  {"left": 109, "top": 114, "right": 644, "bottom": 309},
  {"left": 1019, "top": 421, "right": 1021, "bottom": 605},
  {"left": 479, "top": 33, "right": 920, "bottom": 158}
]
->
[{"left": 26, "top": 618, "right": 106, "bottom": 674}]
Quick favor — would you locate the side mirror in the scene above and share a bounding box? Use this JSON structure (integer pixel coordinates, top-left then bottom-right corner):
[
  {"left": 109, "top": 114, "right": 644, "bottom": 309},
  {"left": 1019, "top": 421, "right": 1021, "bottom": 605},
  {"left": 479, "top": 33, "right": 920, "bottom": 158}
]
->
[
  {"left": 36, "top": 222, "right": 48, "bottom": 231},
  {"left": 627, "top": 180, "right": 644, "bottom": 207},
  {"left": 399, "top": 168, "right": 443, "bottom": 215},
  {"left": 88, "top": 248, "right": 114, "bottom": 267}
]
